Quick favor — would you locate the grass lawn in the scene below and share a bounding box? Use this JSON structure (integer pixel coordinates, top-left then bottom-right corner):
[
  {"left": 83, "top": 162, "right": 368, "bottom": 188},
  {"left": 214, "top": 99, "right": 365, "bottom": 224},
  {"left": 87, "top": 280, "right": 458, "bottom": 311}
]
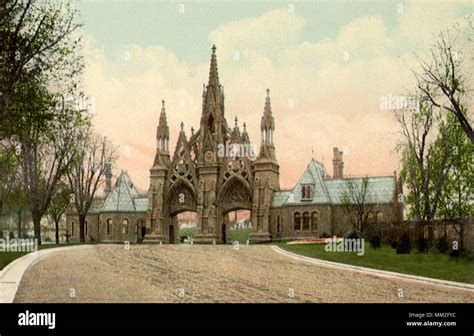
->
[
  {"left": 277, "top": 242, "right": 474, "bottom": 284},
  {"left": 0, "top": 243, "right": 78, "bottom": 270}
]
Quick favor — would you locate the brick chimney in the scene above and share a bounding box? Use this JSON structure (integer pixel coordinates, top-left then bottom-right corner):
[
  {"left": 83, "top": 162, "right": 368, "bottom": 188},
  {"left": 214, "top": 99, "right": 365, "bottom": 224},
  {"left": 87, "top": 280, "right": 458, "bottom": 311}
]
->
[
  {"left": 105, "top": 163, "right": 112, "bottom": 195},
  {"left": 332, "top": 147, "right": 344, "bottom": 179}
]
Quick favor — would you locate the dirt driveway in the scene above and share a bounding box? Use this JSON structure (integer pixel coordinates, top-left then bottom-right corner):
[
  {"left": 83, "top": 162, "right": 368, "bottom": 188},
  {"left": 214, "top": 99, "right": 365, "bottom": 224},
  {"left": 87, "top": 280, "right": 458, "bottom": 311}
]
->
[{"left": 14, "top": 244, "right": 474, "bottom": 303}]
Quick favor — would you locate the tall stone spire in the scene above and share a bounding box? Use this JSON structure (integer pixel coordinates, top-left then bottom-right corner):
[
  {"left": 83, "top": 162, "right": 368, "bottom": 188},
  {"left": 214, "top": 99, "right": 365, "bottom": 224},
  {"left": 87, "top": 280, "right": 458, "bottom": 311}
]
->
[
  {"left": 260, "top": 88, "right": 275, "bottom": 147},
  {"left": 208, "top": 44, "right": 219, "bottom": 88},
  {"left": 241, "top": 122, "right": 250, "bottom": 144},
  {"left": 200, "top": 45, "right": 226, "bottom": 154},
  {"left": 157, "top": 99, "right": 169, "bottom": 152}
]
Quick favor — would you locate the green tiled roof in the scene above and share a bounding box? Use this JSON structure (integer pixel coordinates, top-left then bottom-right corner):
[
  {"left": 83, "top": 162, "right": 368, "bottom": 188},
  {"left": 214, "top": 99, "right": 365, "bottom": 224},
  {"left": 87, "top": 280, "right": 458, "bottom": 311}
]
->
[
  {"left": 89, "top": 198, "right": 106, "bottom": 214},
  {"left": 101, "top": 171, "right": 148, "bottom": 213},
  {"left": 272, "top": 160, "right": 396, "bottom": 207}
]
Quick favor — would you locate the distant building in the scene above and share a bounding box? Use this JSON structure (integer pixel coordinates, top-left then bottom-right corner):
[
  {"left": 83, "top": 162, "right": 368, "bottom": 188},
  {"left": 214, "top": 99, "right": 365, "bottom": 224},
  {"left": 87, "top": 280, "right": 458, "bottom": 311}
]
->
[
  {"left": 66, "top": 170, "right": 147, "bottom": 243},
  {"left": 270, "top": 158, "right": 403, "bottom": 240}
]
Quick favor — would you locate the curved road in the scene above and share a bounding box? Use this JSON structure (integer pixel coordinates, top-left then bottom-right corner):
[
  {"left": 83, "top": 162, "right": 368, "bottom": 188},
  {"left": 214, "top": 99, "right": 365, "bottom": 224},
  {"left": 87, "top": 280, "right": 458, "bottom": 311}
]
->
[{"left": 14, "top": 244, "right": 474, "bottom": 303}]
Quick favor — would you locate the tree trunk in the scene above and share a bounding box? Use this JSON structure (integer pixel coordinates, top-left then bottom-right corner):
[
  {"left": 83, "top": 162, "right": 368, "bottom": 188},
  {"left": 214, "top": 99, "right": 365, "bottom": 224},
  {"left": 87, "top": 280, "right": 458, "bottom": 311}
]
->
[
  {"left": 79, "top": 213, "right": 86, "bottom": 243},
  {"left": 33, "top": 215, "right": 42, "bottom": 246},
  {"left": 0, "top": 202, "right": 3, "bottom": 239},
  {"left": 18, "top": 210, "right": 22, "bottom": 238},
  {"left": 55, "top": 220, "right": 59, "bottom": 245}
]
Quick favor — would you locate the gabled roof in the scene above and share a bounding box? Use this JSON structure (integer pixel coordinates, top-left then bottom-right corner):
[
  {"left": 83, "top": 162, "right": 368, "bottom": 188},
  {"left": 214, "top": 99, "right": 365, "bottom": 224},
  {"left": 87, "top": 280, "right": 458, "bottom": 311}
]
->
[
  {"left": 272, "top": 159, "right": 396, "bottom": 208},
  {"left": 288, "top": 160, "right": 331, "bottom": 204},
  {"left": 101, "top": 171, "right": 147, "bottom": 213},
  {"left": 324, "top": 176, "right": 395, "bottom": 204},
  {"left": 89, "top": 198, "right": 106, "bottom": 214},
  {"left": 272, "top": 190, "right": 292, "bottom": 207}
]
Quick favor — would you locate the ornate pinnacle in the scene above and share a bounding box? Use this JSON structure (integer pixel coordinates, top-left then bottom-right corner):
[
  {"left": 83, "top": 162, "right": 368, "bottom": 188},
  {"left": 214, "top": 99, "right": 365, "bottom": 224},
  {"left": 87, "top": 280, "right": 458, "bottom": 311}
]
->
[{"left": 208, "top": 45, "right": 219, "bottom": 87}]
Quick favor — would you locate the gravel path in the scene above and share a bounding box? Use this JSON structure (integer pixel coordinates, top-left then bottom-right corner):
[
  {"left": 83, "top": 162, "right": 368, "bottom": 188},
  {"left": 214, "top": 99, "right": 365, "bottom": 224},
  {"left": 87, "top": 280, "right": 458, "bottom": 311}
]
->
[{"left": 14, "top": 244, "right": 474, "bottom": 303}]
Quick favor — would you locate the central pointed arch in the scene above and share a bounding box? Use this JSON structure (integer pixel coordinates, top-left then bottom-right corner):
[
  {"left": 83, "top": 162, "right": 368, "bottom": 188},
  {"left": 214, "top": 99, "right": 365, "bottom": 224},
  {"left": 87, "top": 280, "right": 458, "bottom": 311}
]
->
[
  {"left": 217, "top": 175, "right": 253, "bottom": 213},
  {"left": 165, "top": 179, "right": 197, "bottom": 216}
]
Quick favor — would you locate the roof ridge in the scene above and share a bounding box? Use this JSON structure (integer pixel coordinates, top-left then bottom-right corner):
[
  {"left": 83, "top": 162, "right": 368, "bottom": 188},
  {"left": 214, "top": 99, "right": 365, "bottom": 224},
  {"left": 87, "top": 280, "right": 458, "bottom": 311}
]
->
[{"left": 122, "top": 171, "right": 137, "bottom": 211}]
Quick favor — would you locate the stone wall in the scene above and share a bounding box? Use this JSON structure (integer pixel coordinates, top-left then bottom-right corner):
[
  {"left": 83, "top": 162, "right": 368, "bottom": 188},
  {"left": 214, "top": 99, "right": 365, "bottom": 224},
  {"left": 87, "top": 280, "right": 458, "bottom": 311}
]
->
[
  {"left": 271, "top": 201, "right": 401, "bottom": 241},
  {"left": 66, "top": 212, "right": 146, "bottom": 244},
  {"left": 402, "top": 218, "right": 474, "bottom": 251}
]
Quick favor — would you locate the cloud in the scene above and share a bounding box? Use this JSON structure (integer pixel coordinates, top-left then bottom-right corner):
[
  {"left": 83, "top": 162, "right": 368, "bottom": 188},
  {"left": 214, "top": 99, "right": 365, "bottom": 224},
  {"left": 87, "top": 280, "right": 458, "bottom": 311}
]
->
[
  {"left": 82, "top": 4, "right": 472, "bottom": 190},
  {"left": 209, "top": 9, "right": 305, "bottom": 57}
]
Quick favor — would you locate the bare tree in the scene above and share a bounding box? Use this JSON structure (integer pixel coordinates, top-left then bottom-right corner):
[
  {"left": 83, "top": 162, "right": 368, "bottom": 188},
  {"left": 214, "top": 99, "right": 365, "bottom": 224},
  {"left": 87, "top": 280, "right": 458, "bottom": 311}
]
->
[
  {"left": 47, "top": 183, "right": 71, "bottom": 244},
  {"left": 67, "top": 130, "right": 116, "bottom": 243},
  {"left": 416, "top": 28, "right": 473, "bottom": 144},
  {"left": 340, "top": 176, "right": 374, "bottom": 236},
  {"left": 396, "top": 97, "right": 455, "bottom": 222}
]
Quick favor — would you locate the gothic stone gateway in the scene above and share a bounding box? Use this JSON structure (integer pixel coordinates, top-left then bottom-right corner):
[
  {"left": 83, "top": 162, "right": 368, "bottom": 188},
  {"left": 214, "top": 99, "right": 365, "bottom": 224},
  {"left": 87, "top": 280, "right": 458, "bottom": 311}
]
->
[
  {"left": 144, "top": 45, "right": 279, "bottom": 244},
  {"left": 66, "top": 46, "right": 403, "bottom": 244}
]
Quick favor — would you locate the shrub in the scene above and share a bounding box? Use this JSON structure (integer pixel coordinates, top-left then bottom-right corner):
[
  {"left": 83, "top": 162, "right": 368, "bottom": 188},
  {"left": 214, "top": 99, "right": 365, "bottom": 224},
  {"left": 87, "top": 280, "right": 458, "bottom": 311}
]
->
[
  {"left": 370, "top": 234, "right": 382, "bottom": 249},
  {"left": 396, "top": 232, "right": 412, "bottom": 254},
  {"left": 415, "top": 235, "right": 428, "bottom": 253},
  {"left": 346, "top": 229, "right": 361, "bottom": 239},
  {"left": 320, "top": 232, "right": 330, "bottom": 238},
  {"left": 390, "top": 241, "right": 398, "bottom": 249},
  {"left": 450, "top": 249, "right": 461, "bottom": 258},
  {"left": 436, "top": 236, "right": 449, "bottom": 254}
]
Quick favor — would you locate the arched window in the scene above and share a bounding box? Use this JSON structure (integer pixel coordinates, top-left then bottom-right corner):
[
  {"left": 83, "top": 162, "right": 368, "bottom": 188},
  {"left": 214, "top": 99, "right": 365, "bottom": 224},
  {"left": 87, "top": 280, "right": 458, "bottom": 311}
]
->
[
  {"left": 376, "top": 211, "right": 384, "bottom": 223},
  {"left": 294, "top": 212, "right": 301, "bottom": 231},
  {"left": 311, "top": 212, "right": 319, "bottom": 231},
  {"left": 85, "top": 221, "right": 88, "bottom": 236},
  {"left": 71, "top": 221, "right": 75, "bottom": 236},
  {"left": 367, "top": 212, "right": 375, "bottom": 224},
  {"left": 303, "top": 212, "right": 310, "bottom": 230},
  {"left": 107, "top": 218, "right": 113, "bottom": 235},
  {"left": 122, "top": 218, "right": 129, "bottom": 235},
  {"left": 277, "top": 215, "right": 281, "bottom": 233}
]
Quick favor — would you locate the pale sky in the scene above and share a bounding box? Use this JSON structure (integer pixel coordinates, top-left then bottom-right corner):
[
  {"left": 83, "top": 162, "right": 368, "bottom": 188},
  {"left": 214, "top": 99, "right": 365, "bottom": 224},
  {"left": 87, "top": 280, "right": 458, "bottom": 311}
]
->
[{"left": 75, "top": 0, "right": 473, "bottom": 192}]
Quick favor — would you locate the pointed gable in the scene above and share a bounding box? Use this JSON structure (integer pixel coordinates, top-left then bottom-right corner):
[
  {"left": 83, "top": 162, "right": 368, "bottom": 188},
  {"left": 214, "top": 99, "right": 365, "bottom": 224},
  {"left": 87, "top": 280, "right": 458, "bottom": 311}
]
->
[
  {"left": 102, "top": 171, "right": 141, "bottom": 212},
  {"left": 279, "top": 159, "right": 330, "bottom": 205},
  {"left": 292, "top": 160, "right": 330, "bottom": 203}
]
